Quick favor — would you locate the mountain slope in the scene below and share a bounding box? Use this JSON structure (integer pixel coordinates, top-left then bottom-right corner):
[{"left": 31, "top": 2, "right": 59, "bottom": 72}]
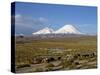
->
[
  {"left": 32, "top": 27, "right": 54, "bottom": 35},
  {"left": 54, "top": 24, "right": 82, "bottom": 34}
]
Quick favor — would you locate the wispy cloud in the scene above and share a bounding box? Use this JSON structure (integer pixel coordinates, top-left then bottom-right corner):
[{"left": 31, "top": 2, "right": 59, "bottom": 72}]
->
[
  {"left": 76, "top": 24, "right": 97, "bottom": 34},
  {"left": 14, "top": 14, "right": 48, "bottom": 28}
]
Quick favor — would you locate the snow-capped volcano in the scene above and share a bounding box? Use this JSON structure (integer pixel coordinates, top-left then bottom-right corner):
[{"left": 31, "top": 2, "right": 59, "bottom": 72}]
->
[
  {"left": 32, "top": 27, "right": 54, "bottom": 35},
  {"left": 54, "top": 24, "right": 82, "bottom": 34},
  {"left": 32, "top": 24, "right": 83, "bottom": 35}
]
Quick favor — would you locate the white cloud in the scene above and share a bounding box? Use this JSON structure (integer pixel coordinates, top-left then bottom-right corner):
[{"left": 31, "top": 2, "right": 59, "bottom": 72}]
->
[
  {"left": 14, "top": 14, "right": 48, "bottom": 28},
  {"left": 15, "top": 14, "right": 21, "bottom": 19},
  {"left": 39, "top": 17, "right": 48, "bottom": 22}
]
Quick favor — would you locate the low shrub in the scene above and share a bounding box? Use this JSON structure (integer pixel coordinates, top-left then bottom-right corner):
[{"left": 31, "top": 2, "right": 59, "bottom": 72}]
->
[
  {"left": 34, "top": 68, "right": 43, "bottom": 72},
  {"left": 46, "top": 63, "right": 55, "bottom": 68}
]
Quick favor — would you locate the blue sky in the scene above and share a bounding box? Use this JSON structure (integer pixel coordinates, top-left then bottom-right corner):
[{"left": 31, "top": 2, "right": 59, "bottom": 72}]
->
[{"left": 13, "top": 2, "right": 97, "bottom": 35}]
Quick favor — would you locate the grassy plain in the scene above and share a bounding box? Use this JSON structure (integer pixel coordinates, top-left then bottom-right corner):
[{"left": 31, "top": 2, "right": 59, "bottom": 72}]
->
[{"left": 15, "top": 35, "right": 97, "bottom": 73}]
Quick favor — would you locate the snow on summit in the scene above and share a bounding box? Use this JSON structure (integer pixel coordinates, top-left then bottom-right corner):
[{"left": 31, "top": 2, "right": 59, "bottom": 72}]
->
[{"left": 32, "top": 27, "right": 54, "bottom": 35}]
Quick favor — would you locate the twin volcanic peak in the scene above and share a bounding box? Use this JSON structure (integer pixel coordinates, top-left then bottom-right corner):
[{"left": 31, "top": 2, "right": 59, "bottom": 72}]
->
[{"left": 32, "top": 24, "right": 83, "bottom": 35}]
